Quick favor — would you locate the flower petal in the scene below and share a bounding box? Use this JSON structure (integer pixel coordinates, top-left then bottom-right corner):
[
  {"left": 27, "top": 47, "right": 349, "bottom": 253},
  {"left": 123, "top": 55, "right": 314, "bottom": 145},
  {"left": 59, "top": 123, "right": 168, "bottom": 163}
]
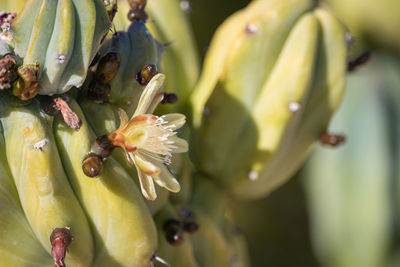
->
[
  {"left": 134, "top": 73, "right": 165, "bottom": 116},
  {"left": 137, "top": 169, "right": 157, "bottom": 201},
  {"left": 147, "top": 92, "right": 164, "bottom": 114},
  {"left": 168, "top": 136, "right": 188, "bottom": 153},
  {"left": 162, "top": 113, "right": 186, "bottom": 130},
  {"left": 117, "top": 108, "right": 129, "bottom": 128},
  {"left": 133, "top": 153, "right": 160, "bottom": 176},
  {"left": 152, "top": 164, "right": 181, "bottom": 193}
]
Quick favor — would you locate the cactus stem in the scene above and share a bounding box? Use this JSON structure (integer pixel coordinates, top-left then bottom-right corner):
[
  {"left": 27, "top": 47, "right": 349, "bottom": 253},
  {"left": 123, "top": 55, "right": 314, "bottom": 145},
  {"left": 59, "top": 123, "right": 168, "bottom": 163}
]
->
[
  {"left": 50, "top": 227, "right": 73, "bottom": 267},
  {"left": 348, "top": 51, "right": 371, "bottom": 72},
  {"left": 319, "top": 133, "right": 346, "bottom": 147},
  {"left": 54, "top": 97, "right": 82, "bottom": 131}
]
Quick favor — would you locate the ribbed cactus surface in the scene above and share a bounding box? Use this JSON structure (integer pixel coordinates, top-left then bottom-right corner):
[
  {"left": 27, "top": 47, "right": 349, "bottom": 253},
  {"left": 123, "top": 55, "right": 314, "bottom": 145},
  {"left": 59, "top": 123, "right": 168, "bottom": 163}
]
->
[{"left": 0, "top": 0, "right": 357, "bottom": 266}]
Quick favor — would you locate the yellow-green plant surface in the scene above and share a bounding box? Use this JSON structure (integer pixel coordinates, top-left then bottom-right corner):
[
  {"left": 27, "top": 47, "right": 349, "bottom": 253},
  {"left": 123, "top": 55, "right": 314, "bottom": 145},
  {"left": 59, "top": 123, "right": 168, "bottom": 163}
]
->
[{"left": 0, "top": 0, "right": 390, "bottom": 266}]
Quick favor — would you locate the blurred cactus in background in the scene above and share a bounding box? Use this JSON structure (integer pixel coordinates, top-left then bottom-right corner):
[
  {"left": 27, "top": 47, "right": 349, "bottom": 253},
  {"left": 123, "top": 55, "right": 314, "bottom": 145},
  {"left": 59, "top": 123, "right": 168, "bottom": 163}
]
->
[
  {"left": 190, "top": 0, "right": 348, "bottom": 200},
  {"left": 323, "top": 0, "right": 400, "bottom": 55},
  {"left": 0, "top": 0, "right": 399, "bottom": 266},
  {"left": 304, "top": 55, "right": 395, "bottom": 267}
]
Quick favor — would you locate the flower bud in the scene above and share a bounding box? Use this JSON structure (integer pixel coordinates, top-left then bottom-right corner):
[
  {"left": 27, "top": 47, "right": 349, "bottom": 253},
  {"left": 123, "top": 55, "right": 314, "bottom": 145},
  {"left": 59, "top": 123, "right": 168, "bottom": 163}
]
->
[{"left": 95, "top": 52, "right": 121, "bottom": 84}]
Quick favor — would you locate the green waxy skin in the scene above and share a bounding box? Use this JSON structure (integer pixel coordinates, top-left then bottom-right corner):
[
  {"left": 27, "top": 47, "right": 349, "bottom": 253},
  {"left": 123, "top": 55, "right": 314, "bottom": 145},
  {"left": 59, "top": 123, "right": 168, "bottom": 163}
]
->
[
  {"left": 53, "top": 100, "right": 158, "bottom": 267},
  {"left": 190, "top": 0, "right": 315, "bottom": 185},
  {"left": 228, "top": 11, "right": 321, "bottom": 198},
  {"left": 102, "top": 21, "right": 160, "bottom": 117},
  {"left": 190, "top": 210, "right": 237, "bottom": 267},
  {"left": 190, "top": 0, "right": 314, "bottom": 127},
  {"left": 231, "top": 7, "right": 348, "bottom": 199},
  {"left": 40, "top": 0, "right": 75, "bottom": 92},
  {"left": 11, "top": 0, "right": 42, "bottom": 56},
  {"left": 0, "top": 0, "right": 27, "bottom": 13},
  {"left": 11, "top": 0, "right": 110, "bottom": 95},
  {"left": 0, "top": 126, "right": 53, "bottom": 266},
  {"left": 22, "top": 0, "right": 58, "bottom": 70},
  {"left": 146, "top": 0, "right": 201, "bottom": 114},
  {"left": 0, "top": 101, "right": 94, "bottom": 267},
  {"left": 187, "top": 179, "right": 249, "bottom": 267}
]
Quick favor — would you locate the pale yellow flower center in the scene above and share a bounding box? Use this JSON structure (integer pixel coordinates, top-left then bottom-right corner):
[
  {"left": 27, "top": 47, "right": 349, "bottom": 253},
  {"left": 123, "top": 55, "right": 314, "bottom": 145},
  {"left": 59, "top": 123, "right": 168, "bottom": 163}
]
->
[{"left": 128, "top": 116, "right": 177, "bottom": 164}]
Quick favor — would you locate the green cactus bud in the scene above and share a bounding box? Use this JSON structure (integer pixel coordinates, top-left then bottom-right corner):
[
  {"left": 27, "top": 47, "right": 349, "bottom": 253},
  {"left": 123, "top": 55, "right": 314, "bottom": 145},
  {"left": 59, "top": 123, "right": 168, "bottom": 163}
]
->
[
  {"left": 0, "top": 123, "right": 53, "bottom": 266},
  {"left": 110, "top": 0, "right": 200, "bottom": 113},
  {"left": 190, "top": 0, "right": 348, "bottom": 200},
  {"left": 12, "top": 63, "right": 39, "bottom": 100},
  {"left": 99, "top": 21, "right": 161, "bottom": 116},
  {"left": 184, "top": 177, "right": 250, "bottom": 267},
  {"left": 146, "top": 0, "right": 201, "bottom": 113},
  {"left": 11, "top": 0, "right": 111, "bottom": 95}
]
